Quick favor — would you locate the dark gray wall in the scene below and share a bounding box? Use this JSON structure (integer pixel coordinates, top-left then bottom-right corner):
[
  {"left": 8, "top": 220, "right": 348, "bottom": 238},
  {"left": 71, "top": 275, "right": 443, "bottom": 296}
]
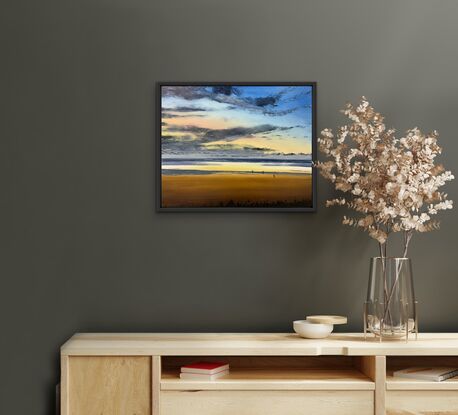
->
[{"left": 2, "top": 0, "right": 458, "bottom": 413}]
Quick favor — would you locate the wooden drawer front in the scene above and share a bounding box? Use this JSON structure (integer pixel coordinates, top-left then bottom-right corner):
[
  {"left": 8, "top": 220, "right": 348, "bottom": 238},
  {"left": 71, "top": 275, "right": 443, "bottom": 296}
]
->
[
  {"left": 68, "top": 356, "right": 151, "bottom": 415},
  {"left": 387, "top": 391, "right": 458, "bottom": 415},
  {"left": 161, "top": 390, "right": 374, "bottom": 415}
]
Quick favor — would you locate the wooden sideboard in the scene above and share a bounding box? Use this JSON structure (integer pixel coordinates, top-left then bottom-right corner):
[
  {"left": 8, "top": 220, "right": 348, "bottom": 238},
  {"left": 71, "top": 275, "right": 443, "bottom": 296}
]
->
[{"left": 60, "top": 333, "right": 458, "bottom": 415}]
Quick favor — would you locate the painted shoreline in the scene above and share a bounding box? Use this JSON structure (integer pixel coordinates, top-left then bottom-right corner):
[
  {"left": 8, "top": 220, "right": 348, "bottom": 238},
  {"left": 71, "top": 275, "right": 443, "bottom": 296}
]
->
[{"left": 162, "top": 173, "right": 312, "bottom": 208}]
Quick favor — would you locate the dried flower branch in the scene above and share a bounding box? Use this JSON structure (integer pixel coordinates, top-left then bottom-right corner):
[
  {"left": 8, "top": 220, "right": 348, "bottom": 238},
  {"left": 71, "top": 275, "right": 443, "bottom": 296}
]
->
[{"left": 317, "top": 97, "right": 454, "bottom": 255}]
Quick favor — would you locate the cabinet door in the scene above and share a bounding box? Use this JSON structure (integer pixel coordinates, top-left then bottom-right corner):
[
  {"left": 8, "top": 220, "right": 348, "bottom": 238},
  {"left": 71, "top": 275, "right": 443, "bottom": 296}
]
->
[{"left": 67, "top": 356, "right": 151, "bottom": 415}]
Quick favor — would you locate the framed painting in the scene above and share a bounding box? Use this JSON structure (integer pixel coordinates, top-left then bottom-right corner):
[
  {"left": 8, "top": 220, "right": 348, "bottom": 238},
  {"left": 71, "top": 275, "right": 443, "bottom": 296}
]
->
[{"left": 157, "top": 82, "right": 316, "bottom": 212}]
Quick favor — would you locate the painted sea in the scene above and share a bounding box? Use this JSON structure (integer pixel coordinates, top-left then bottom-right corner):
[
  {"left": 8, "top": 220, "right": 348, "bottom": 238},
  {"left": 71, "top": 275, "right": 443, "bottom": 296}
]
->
[{"left": 162, "top": 157, "right": 313, "bottom": 175}]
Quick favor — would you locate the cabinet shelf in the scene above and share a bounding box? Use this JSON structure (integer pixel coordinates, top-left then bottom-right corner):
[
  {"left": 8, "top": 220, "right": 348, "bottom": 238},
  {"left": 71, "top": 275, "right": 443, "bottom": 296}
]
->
[
  {"left": 386, "top": 372, "right": 458, "bottom": 390},
  {"left": 386, "top": 356, "right": 458, "bottom": 390},
  {"left": 161, "top": 368, "right": 375, "bottom": 391}
]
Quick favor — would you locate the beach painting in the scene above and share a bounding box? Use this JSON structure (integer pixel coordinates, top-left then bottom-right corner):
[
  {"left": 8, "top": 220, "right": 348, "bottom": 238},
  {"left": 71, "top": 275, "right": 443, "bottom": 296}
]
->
[{"left": 158, "top": 83, "right": 315, "bottom": 210}]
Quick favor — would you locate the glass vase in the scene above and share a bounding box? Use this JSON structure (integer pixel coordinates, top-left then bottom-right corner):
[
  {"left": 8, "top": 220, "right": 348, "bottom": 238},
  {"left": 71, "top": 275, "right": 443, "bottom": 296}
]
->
[{"left": 364, "top": 257, "right": 418, "bottom": 341}]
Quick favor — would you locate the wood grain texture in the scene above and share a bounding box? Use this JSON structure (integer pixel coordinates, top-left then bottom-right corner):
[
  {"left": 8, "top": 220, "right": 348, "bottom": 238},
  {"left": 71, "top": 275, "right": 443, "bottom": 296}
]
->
[
  {"left": 68, "top": 356, "right": 151, "bottom": 415},
  {"left": 61, "top": 333, "right": 458, "bottom": 356},
  {"left": 374, "top": 356, "right": 386, "bottom": 415},
  {"left": 60, "top": 355, "right": 69, "bottom": 415},
  {"left": 161, "top": 390, "right": 374, "bottom": 415},
  {"left": 355, "top": 356, "right": 377, "bottom": 381},
  {"left": 386, "top": 390, "right": 458, "bottom": 415},
  {"left": 161, "top": 368, "right": 374, "bottom": 390},
  {"left": 355, "top": 356, "right": 386, "bottom": 415},
  {"left": 307, "top": 315, "right": 348, "bottom": 325},
  {"left": 152, "top": 356, "right": 161, "bottom": 415}
]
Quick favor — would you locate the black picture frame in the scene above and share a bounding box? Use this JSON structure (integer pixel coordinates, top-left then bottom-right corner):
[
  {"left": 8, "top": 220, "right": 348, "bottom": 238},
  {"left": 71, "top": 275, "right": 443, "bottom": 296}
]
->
[{"left": 156, "top": 82, "right": 317, "bottom": 212}]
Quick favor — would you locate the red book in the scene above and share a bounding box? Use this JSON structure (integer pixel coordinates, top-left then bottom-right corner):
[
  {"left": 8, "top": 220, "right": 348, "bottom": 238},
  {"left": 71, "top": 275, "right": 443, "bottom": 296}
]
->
[{"left": 181, "top": 361, "right": 229, "bottom": 375}]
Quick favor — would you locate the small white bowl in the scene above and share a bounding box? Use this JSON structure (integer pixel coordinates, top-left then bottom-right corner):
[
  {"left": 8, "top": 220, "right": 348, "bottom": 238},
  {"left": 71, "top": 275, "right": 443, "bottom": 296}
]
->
[{"left": 293, "top": 320, "right": 334, "bottom": 339}]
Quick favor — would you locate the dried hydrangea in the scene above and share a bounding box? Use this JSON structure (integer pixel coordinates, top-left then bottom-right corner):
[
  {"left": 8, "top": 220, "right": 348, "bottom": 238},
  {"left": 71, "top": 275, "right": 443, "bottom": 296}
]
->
[{"left": 317, "top": 97, "right": 454, "bottom": 256}]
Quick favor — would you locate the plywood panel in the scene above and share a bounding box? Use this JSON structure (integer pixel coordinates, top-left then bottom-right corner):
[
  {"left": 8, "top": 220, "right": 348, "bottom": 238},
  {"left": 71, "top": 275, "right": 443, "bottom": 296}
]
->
[
  {"left": 61, "top": 333, "right": 458, "bottom": 356},
  {"left": 61, "top": 355, "right": 69, "bottom": 415},
  {"left": 161, "top": 390, "right": 374, "bottom": 415},
  {"left": 386, "top": 390, "right": 458, "bottom": 415},
  {"left": 152, "top": 356, "right": 161, "bottom": 415},
  {"left": 373, "top": 356, "right": 386, "bottom": 415},
  {"left": 68, "top": 356, "right": 151, "bottom": 415},
  {"left": 161, "top": 368, "right": 374, "bottom": 390},
  {"left": 355, "top": 356, "right": 386, "bottom": 415}
]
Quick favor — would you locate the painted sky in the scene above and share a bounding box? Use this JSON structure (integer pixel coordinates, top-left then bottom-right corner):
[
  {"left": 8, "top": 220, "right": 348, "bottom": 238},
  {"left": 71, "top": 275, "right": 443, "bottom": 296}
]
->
[{"left": 161, "top": 85, "right": 313, "bottom": 160}]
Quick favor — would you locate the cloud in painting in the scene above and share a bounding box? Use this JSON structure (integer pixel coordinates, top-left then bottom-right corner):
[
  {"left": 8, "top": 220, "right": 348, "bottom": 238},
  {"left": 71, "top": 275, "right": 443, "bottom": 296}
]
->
[
  {"left": 161, "top": 134, "right": 204, "bottom": 154},
  {"left": 162, "top": 105, "right": 210, "bottom": 119},
  {"left": 162, "top": 139, "right": 279, "bottom": 158},
  {"left": 162, "top": 112, "right": 205, "bottom": 118},
  {"left": 203, "top": 124, "right": 294, "bottom": 141},
  {"left": 165, "top": 124, "right": 210, "bottom": 136},
  {"left": 165, "top": 123, "right": 293, "bottom": 143},
  {"left": 161, "top": 85, "right": 313, "bottom": 161},
  {"left": 162, "top": 123, "right": 303, "bottom": 158},
  {"left": 162, "top": 86, "right": 302, "bottom": 116},
  {"left": 204, "top": 143, "right": 276, "bottom": 154},
  {"left": 162, "top": 106, "right": 209, "bottom": 112},
  {"left": 211, "top": 86, "right": 240, "bottom": 96}
]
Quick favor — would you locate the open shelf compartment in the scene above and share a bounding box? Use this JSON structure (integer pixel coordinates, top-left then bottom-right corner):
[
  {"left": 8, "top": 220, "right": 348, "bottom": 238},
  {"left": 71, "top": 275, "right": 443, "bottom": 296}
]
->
[
  {"left": 386, "top": 356, "right": 458, "bottom": 390},
  {"left": 161, "top": 356, "right": 375, "bottom": 391}
]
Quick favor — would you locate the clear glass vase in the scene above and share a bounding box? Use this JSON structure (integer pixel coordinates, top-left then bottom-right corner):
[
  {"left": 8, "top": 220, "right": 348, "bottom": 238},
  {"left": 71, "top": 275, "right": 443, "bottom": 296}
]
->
[{"left": 364, "top": 257, "right": 418, "bottom": 341}]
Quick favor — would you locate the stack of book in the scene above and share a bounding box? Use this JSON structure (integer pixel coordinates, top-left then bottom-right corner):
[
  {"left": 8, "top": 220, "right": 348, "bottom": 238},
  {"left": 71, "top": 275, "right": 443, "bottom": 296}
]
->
[
  {"left": 393, "top": 367, "right": 458, "bottom": 382},
  {"left": 180, "top": 361, "right": 230, "bottom": 381}
]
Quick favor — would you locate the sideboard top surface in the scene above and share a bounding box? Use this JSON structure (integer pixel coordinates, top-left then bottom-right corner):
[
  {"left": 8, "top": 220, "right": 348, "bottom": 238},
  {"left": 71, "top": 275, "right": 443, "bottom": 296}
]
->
[{"left": 61, "top": 333, "right": 458, "bottom": 356}]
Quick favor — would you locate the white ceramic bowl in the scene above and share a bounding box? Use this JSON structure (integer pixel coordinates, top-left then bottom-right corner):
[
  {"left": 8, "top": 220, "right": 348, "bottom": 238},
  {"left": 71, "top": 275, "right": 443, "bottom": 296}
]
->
[{"left": 293, "top": 320, "right": 334, "bottom": 339}]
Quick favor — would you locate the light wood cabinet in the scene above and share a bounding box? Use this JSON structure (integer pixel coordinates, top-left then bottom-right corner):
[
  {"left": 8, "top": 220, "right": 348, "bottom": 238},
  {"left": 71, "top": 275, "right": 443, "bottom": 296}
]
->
[{"left": 60, "top": 333, "right": 458, "bottom": 415}]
